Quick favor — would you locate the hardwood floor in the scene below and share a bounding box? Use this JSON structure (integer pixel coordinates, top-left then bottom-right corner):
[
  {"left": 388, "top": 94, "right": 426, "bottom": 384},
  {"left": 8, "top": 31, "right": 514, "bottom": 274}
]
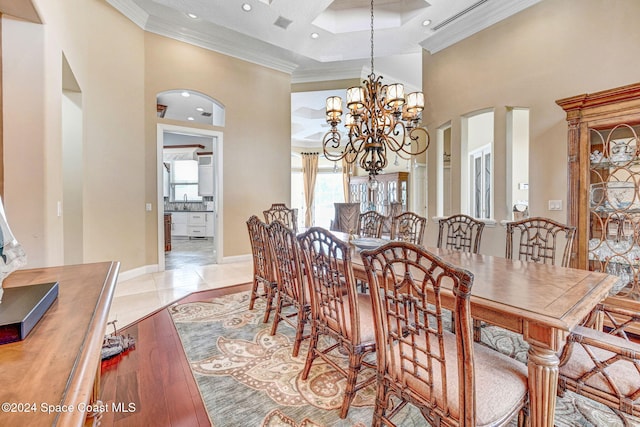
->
[{"left": 100, "top": 282, "right": 252, "bottom": 426}]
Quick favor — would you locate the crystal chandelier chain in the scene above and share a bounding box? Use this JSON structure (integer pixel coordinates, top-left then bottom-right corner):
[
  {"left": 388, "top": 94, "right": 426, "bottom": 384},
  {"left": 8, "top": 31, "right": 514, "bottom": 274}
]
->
[{"left": 322, "top": 0, "right": 430, "bottom": 177}]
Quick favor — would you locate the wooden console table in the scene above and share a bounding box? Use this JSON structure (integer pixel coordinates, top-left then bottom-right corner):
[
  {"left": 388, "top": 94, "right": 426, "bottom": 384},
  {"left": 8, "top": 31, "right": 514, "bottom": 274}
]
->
[{"left": 0, "top": 261, "right": 120, "bottom": 426}]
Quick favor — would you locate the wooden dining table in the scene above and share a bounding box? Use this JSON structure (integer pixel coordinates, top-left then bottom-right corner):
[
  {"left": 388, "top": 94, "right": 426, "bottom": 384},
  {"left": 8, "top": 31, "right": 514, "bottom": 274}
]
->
[{"left": 329, "top": 232, "right": 620, "bottom": 427}]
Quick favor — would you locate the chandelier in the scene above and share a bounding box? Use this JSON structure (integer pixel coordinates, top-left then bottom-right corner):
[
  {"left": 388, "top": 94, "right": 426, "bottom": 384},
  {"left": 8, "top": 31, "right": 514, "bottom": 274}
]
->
[{"left": 322, "top": 0, "right": 430, "bottom": 177}]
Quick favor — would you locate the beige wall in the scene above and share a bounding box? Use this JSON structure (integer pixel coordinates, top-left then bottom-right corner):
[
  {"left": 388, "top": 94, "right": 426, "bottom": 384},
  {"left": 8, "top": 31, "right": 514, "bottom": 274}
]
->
[
  {"left": 144, "top": 32, "right": 291, "bottom": 259},
  {"left": 422, "top": 0, "right": 640, "bottom": 256},
  {"left": 3, "top": 0, "right": 290, "bottom": 273}
]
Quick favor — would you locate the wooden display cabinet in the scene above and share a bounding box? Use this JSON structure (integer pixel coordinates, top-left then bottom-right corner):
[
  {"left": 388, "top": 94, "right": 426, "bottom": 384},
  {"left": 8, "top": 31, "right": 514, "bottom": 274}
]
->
[
  {"left": 349, "top": 171, "right": 409, "bottom": 215},
  {"left": 557, "top": 82, "right": 640, "bottom": 329}
]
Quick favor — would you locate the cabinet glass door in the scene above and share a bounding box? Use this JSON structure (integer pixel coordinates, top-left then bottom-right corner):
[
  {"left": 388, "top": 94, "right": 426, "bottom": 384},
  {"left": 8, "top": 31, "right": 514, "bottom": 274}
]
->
[{"left": 588, "top": 124, "right": 640, "bottom": 298}]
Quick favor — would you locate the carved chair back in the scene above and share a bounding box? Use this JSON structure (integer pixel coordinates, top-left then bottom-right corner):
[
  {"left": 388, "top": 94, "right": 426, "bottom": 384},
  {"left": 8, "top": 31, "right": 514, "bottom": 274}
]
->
[
  {"left": 263, "top": 203, "right": 298, "bottom": 233},
  {"left": 506, "top": 216, "right": 575, "bottom": 267},
  {"left": 437, "top": 214, "right": 485, "bottom": 254},
  {"left": 390, "top": 211, "right": 427, "bottom": 244}
]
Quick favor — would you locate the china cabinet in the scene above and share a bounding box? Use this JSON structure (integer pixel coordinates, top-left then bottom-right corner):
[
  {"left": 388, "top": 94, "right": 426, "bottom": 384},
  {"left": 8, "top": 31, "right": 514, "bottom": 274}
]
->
[
  {"left": 349, "top": 172, "right": 408, "bottom": 215},
  {"left": 557, "top": 82, "right": 640, "bottom": 324}
]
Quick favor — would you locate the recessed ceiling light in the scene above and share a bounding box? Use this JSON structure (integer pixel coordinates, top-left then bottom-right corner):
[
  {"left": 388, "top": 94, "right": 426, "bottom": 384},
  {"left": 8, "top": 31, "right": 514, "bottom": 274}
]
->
[
  {"left": 181, "top": 91, "right": 190, "bottom": 97},
  {"left": 186, "top": 12, "right": 198, "bottom": 19},
  {"left": 187, "top": 117, "right": 195, "bottom": 121},
  {"left": 310, "top": 32, "right": 319, "bottom": 39},
  {"left": 195, "top": 107, "right": 204, "bottom": 112},
  {"left": 422, "top": 19, "right": 431, "bottom": 27},
  {"left": 242, "top": 3, "right": 252, "bottom": 12}
]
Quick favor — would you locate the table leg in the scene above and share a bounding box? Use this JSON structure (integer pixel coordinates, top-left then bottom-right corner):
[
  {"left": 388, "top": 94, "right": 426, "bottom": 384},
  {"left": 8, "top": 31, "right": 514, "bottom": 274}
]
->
[{"left": 527, "top": 344, "right": 559, "bottom": 427}]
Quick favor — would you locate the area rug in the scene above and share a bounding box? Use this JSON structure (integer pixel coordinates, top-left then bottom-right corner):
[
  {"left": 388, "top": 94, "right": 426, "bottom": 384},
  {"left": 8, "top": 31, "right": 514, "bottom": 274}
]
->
[{"left": 169, "top": 291, "right": 640, "bottom": 427}]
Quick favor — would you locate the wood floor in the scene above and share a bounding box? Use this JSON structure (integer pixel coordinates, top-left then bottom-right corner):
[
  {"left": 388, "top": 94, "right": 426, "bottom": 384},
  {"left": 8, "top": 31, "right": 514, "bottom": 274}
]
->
[{"left": 100, "top": 282, "right": 252, "bottom": 427}]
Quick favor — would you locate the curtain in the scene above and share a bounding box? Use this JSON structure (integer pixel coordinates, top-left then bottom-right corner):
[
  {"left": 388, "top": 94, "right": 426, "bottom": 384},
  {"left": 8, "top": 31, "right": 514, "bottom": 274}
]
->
[
  {"left": 302, "top": 152, "right": 319, "bottom": 227},
  {"left": 341, "top": 154, "right": 355, "bottom": 202}
]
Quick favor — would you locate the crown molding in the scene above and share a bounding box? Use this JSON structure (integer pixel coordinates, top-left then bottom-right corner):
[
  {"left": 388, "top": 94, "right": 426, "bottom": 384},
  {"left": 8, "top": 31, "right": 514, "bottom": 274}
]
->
[
  {"left": 145, "top": 18, "right": 299, "bottom": 74},
  {"left": 421, "top": 0, "right": 541, "bottom": 54},
  {"left": 106, "top": 0, "right": 149, "bottom": 29}
]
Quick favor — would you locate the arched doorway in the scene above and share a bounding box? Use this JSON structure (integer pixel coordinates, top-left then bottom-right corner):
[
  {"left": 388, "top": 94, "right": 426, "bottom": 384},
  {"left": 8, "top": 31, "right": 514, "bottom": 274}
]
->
[{"left": 156, "top": 90, "right": 224, "bottom": 271}]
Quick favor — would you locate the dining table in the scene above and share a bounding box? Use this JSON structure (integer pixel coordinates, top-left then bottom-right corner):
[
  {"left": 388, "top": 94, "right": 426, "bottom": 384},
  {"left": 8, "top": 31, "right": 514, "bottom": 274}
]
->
[{"left": 327, "top": 231, "right": 620, "bottom": 427}]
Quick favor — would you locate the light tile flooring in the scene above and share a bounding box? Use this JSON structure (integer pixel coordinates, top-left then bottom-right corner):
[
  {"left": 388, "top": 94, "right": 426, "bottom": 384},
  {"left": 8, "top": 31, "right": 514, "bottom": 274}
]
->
[{"left": 108, "top": 252, "right": 253, "bottom": 329}]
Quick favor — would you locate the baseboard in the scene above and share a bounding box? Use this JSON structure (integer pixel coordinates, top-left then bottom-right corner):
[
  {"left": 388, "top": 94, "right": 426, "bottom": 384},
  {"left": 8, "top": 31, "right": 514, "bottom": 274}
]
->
[
  {"left": 117, "top": 264, "right": 159, "bottom": 282},
  {"left": 221, "top": 254, "right": 251, "bottom": 263}
]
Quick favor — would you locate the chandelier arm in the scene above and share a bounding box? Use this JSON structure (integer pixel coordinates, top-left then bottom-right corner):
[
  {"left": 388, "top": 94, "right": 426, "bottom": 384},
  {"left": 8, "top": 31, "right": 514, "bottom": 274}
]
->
[
  {"left": 322, "top": 130, "right": 368, "bottom": 162},
  {"left": 320, "top": 0, "right": 431, "bottom": 177}
]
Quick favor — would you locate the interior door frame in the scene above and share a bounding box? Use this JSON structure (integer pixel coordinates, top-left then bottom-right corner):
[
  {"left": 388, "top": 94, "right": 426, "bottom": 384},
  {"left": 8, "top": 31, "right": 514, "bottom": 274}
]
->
[{"left": 156, "top": 123, "right": 224, "bottom": 270}]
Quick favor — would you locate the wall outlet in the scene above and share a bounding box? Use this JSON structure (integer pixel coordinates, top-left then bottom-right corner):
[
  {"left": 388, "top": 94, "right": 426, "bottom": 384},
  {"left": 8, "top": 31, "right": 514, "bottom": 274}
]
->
[
  {"left": 145, "top": 203, "right": 152, "bottom": 211},
  {"left": 548, "top": 200, "right": 562, "bottom": 211}
]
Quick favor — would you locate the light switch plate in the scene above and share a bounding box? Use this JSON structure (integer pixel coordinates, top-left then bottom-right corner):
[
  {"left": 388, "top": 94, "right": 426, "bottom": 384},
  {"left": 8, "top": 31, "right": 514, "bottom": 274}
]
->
[
  {"left": 548, "top": 200, "right": 562, "bottom": 211},
  {"left": 145, "top": 203, "right": 152, "bottom": 211}
]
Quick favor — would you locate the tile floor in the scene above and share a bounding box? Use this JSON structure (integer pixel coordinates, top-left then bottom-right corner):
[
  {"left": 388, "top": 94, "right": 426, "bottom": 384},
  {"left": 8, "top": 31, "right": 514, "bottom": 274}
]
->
[{"left": 108, "top": 250, "right": 253, "bottom": 329}]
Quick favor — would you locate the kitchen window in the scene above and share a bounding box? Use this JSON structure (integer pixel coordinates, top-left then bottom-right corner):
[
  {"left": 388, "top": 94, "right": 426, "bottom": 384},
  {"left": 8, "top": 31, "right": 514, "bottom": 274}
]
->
[{"left": 171, "top": 160, "right": 202, "bottom": 202}]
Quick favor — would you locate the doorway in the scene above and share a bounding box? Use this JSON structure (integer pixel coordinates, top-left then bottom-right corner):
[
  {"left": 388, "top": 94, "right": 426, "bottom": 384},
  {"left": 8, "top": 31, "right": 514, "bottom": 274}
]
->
[{"left": 157, "top": 123, "right": 223, "bottom": 271}]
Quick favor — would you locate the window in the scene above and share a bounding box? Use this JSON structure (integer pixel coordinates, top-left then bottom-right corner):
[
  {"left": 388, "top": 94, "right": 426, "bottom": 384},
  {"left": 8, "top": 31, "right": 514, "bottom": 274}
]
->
[
  {"left": 470, "top": 145, "right": 491, "bottom": 219},
  {"left": 171, "top": 160, "right": 202, "bottom": 202},
  {"left": 291, "top": 170, "right": 344, "bottom": 229}
]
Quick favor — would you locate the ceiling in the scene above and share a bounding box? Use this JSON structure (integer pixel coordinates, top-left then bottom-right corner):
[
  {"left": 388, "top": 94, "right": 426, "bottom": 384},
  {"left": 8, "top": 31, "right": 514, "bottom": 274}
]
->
[
  {"left": 107, "top": 0, "right": 540, "bottom": 81},
  {"left": 107, "top": 0, "right": 540, "bottom": 151}
]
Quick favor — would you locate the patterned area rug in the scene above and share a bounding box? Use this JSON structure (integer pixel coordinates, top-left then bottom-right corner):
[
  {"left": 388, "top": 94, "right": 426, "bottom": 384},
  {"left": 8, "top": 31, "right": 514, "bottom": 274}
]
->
[{"left": 169, "top": 291, "right": 640, "bottom": 427}]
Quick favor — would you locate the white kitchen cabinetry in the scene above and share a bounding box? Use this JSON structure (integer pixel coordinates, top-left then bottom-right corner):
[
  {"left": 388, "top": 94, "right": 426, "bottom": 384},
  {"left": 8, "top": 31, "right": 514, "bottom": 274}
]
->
[
  {"left": 188, "top": 212, "right": 206, "bottom": 238},
  {"left": 205, "top": 212, "right": 214, "bottom": 237},
  {"left": 171, "top": 212, "right": 188, "bottom": 236},
  {"left": 198, "top": 154, "right": 214, "bottom": 197}
]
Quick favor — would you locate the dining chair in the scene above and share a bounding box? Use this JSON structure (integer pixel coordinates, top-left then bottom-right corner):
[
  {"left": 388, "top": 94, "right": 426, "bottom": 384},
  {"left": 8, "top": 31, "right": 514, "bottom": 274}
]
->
[
  {"left": 382, "top": 201, "right": 403, "bottom": 235},
  {"left": 266, "top": 220, "right": 310, "bottom": 357},
  {"left": 330, "top": 202, "right": 360, "bottom": 233},
  {"left": 297, "top": 227, "right": 376, "bottom": 419},
  {"left": 263, "top": 203, "right": 298, "bottom": 233},
  {"left": 246, "top": 215, "right": 277, "bottom": 323},
  {"left": 475, "top": 216, "right": 576, "bottom": 342},
  {"left": 558, "top": 303, "right": 640, "bottom": 420},
  {"left": 358, "top": 210, "right": 385, "bottom": 238},
  {"left": 360, "top": 242, "right": 529, "bottom": 427},
  {"left": 390, "top": 211, "right": 427, "bottom": 244},
  {"left": 505, "top": 216, "right": 576, "bottom": 266},
  {"left": 437, "top": 213, "right": 485, "bottom": 253}
]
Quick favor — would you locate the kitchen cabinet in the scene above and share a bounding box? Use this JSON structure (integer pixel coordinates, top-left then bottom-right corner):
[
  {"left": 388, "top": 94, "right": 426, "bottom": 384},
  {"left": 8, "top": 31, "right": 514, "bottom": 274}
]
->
[
  {"left": 205, "top": 212, "right": 214, "bottom": 237},
  {"left": 198, "top": 154, "right": 214, "bottom": 196},
  {"left": 557, "top": 82, "right": 640, "bottom": 333},
  {"left": 188, "top": 212, "right": 206, "bottom": 238},
  {"left": 171, "top": 212, "right": 188, "bottom": 236}
]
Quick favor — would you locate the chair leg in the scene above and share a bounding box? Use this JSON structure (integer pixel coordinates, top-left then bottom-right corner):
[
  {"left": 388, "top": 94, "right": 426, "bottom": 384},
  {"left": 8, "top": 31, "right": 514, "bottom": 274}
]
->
[
  {"left": 263, "top": 285, "right": 275, "bottom": 323},
  {"left": 291, "top": 307, "right": 307, "bottom": 358},
  {"left": 372, "top": 380, "right": 389, "bottom": 427},
  {"left": 301, "top": 327, "right": 319, "bottom": 380},
  {"left": 473, "top": 319, "right": 483, "bottom": 342},
  {"left": 249, "top": 278, "right": 259, "bottom": 311},
  {"left": 339, "top": 352, "right": 363, "bottom": 418},
  {"left": 270, "top": 293, "right": 283, "bottom": 335}
]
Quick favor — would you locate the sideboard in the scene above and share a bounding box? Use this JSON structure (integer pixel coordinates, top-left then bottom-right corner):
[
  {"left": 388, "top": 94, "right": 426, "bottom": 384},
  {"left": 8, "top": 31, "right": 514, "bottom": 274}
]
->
[{"left": 0, "top": 261, "right": 120, "bottom": 426}]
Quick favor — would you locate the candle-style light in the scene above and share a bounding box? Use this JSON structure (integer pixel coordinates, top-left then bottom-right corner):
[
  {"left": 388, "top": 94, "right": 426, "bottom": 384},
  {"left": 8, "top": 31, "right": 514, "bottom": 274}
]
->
[{"left": 322, "top": 0, "right": 430, "bottom": 176}]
